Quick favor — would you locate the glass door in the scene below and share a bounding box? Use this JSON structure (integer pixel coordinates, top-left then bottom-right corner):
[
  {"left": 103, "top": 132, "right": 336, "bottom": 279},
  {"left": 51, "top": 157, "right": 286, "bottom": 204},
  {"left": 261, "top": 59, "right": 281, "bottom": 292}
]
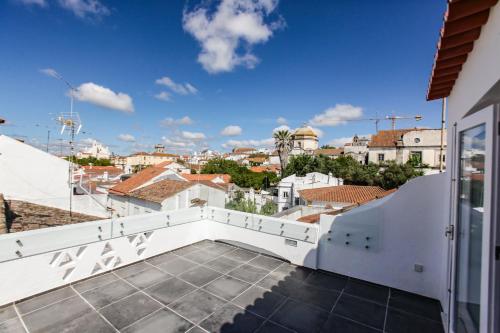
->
[{"left": 451, "top": 107, "right": 495, "bottom": 333}]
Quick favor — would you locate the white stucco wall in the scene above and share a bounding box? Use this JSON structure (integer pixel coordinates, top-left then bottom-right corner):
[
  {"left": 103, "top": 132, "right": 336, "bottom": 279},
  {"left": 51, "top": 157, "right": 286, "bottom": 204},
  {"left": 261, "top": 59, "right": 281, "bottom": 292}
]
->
[{"left": 318, "top": 173, "right": 448, "bottom": 304}]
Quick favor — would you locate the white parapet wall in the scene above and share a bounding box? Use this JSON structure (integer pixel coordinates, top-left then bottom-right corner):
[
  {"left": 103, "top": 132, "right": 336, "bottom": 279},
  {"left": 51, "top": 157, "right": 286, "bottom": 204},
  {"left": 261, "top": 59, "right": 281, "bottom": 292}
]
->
[
  {"left": 318, "top": 173, "right": 448, "bottom": 303},
  {"left": 0, "top": 206, "right": 319, "bottom": 306}
]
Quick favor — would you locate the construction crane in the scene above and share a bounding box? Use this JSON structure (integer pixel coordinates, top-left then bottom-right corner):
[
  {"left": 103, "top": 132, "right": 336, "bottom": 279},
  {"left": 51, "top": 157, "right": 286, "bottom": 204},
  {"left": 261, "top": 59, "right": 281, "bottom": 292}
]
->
[{"left": 340, "top": 114, "right": 423, "bottom": 132}]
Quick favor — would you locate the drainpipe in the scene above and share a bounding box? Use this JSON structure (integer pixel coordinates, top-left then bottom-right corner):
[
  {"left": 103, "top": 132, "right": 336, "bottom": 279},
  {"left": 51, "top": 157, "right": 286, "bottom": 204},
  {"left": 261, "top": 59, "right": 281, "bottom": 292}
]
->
[{"left": 439, "top": 97, "right": 447, "bottom": 172}]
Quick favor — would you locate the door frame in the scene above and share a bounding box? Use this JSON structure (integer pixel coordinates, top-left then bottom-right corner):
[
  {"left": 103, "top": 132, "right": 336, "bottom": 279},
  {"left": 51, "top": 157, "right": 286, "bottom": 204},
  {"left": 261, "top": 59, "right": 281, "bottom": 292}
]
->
[{"left": 449, "top": 105, "right": 496, "bottom": 333}]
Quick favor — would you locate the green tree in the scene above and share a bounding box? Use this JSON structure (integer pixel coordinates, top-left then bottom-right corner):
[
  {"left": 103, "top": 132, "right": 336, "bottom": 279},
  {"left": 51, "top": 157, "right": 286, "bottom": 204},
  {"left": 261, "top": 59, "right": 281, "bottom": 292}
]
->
[
  {"left": 378, "top": 161, "right": 424, "bottom": 189},
  {"left": 273, "top": 130, "right": 293, "bottom": 177},
  {"left": 260, "top": 201, "right": 277, "bottom": 216},
  {"left": 74, "top": 157, "right": 112, "bottom": 166}
]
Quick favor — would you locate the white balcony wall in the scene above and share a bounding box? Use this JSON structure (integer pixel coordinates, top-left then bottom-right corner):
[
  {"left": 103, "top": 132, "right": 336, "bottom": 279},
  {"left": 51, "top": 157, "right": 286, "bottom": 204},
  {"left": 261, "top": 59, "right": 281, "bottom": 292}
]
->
[{"left": 318, "top": 173, "right": 448, "bottom": 304}]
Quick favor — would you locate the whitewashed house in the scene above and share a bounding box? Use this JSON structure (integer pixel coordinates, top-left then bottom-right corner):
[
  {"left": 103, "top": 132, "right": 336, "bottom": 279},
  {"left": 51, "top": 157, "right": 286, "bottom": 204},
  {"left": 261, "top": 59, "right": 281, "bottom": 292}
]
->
[
  {"left": 276, "top": 172, "right": 343, "bottom": 212},
  {"left": 108, "top": 179, "right": 226, "bottom": 217}
]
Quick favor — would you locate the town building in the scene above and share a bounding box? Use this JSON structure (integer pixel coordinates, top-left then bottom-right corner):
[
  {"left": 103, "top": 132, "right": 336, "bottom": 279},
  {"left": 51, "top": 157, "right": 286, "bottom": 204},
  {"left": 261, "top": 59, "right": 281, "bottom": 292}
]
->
[
  {"left": 313, "top": 147, "right": 344, "bottom": 159},
  {"left": 276, "top": 172, "right": 343, "bottom": 212},
  {"left": 108, "top": 179, "right": 226, "bottom": 217},
  {"left": 298, "top": 185, "right": 391, "bottom": 209},
  {"left": 290, "top": 125, "right": 319, "bottom": 155},
  {"left": 111, "top": 151, "right": 180, "bottom": 173},
  {"left": 76, "top": 139, "right": 111, "bottom": 160},
  {"left": 343, "top": 134, "right": 369, "bottom": 164},
  {"left": 367, "top": 128, "right": 446, "bottom": 168}
]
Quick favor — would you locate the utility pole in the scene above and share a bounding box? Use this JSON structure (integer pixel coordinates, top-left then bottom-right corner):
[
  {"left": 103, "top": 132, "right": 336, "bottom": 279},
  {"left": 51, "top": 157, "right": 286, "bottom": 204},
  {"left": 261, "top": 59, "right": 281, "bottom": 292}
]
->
[{"left": 439, "top": 97, "right": 446, "bottom": 172}]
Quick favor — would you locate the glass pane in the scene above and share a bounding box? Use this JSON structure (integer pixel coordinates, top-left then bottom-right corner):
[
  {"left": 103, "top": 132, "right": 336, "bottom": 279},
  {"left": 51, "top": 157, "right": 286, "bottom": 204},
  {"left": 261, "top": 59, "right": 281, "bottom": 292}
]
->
[{"left": 455, "top": 124, "right": 486, "bottom": 333}]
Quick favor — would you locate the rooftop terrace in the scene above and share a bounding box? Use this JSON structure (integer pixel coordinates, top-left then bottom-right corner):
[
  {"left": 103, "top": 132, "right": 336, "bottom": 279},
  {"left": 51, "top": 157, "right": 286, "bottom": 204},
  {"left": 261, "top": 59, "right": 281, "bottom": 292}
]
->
[{"left": 0, "top": 240, "right": 443, "bottom": 333}]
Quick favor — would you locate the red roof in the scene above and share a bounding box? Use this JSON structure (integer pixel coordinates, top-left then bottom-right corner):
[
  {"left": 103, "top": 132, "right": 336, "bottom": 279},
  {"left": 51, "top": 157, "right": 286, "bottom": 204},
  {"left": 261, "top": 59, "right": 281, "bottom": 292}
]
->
[
  {"left": 182, "top": 174, "right": 231, "bottom": 183},
  {"left": 109, "top": 167, "right": 166, "bottom": 195},
  {"left": 82, "top": 165, "right": 122, "bottom": 175},
  {"left": 368, "top": 129, "right": 413, "bottom": 148},
  {"left": 427, "top": 0, "right": 498, "bottom": 100},
  {"left": 298, "top": 185, "right": 389, "bottom": 204},
  {"left": 250, "top": 165, "right": 281, "bottom": 173},
  {"left": 314, "top": 148, "right": 344, "bottom": 156}
]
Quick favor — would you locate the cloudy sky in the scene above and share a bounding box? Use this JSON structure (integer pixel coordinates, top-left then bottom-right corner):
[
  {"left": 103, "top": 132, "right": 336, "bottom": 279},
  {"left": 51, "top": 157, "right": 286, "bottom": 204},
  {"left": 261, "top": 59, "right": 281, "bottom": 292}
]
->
[{"left": 0, "top": 0, "right": 445, "bottom": 155}]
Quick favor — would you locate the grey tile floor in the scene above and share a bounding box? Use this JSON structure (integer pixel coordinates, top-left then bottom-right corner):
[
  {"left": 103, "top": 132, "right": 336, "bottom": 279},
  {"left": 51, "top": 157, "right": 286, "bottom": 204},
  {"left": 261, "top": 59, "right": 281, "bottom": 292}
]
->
[{"left": 0, "top": 240, "right": 444, "bottom": 333}]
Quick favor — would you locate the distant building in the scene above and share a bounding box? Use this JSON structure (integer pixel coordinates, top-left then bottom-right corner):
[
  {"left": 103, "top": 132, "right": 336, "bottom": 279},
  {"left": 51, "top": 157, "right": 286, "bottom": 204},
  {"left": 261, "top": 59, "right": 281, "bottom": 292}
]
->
[
  {"left": 344, "top": 134, "right": 369, "bottom": 164},
  {"left": 77, "top": 139, "right": 111, "bottom": 160},
  {"left": 298, "top": 185, "right": 391, "bottom": 209},
  {"left": 291, "top": 125, "right": 319, "bottom": 155},
  {"left": 367, "top": 128, "right": 446, "bottom": 168},
  {"left": 276, "top": 172, "right": 343, "bottom": 212},
  {"left": 112, "top": 151, "right": 180, "bottom": 172},
  {"left": 154, "top": 144, "right": 165, "bottom": 153},
  {"left": 313, "top": 148, "right": 344, "bottom": 159},
  {"left": 108, "top": 179, "right": 226, "bottom": 217}
]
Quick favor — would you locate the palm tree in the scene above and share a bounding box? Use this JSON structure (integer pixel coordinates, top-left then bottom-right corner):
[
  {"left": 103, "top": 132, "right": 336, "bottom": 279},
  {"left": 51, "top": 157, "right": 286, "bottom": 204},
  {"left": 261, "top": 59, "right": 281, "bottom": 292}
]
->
[{"left": 273, "top": 129, "right": 293, "bottom": 177}]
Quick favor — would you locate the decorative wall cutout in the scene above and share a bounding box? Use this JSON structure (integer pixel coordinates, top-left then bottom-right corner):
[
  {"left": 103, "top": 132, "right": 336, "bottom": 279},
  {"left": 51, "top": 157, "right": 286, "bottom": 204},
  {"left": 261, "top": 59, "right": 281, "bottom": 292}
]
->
[
  {"left": 48, "top": 245, "right": 87, "bottom": 281},
  {"left": 91, "top": 242, "right": 122, "bottom": 275},
  {"left": 127, "top": 232, "right": 154, "bottom": 258}
]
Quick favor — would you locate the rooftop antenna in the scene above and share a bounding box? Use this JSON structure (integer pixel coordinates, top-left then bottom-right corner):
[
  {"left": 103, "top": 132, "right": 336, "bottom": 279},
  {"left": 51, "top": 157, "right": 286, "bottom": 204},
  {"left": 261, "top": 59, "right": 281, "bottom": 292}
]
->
[{"left": 51, "top": 72, "right": 82, "bottom": 220}]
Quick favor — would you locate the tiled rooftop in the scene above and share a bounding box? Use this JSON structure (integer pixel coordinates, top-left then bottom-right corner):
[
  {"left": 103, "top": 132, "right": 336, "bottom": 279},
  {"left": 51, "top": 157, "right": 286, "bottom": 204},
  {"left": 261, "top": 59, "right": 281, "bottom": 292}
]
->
[{"left": 0, "top": 240, "right": 444, "bottom": 333}]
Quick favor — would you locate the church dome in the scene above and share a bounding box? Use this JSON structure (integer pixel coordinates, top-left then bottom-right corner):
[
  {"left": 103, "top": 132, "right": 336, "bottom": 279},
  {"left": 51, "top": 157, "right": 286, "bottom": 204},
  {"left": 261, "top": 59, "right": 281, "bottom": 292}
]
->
[{"left": 294, "top": 126, "right": 317, "bottom": 137}]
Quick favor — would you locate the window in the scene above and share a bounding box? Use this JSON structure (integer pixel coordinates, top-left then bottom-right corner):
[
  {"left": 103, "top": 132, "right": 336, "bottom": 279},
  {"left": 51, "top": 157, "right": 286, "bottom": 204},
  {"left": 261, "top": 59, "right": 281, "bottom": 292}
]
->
[
  {"left": 414, "top": 137, "right": 421, "bottom": 143},
  {"left": 377, "top": 154, "right": 385, "bottom": 162},
  {"left": 283, "top": 192, "right": 289, "bottom": 198},
  {"left": 410, "top": 151, "right": 422, "bottom": 164}
]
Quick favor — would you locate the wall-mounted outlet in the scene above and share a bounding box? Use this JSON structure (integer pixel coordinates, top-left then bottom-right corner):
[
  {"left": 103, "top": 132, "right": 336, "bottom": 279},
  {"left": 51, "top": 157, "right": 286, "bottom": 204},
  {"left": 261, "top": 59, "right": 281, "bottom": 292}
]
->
[{"left": 414, "top": 264, "right": 424, "bottom": 273}]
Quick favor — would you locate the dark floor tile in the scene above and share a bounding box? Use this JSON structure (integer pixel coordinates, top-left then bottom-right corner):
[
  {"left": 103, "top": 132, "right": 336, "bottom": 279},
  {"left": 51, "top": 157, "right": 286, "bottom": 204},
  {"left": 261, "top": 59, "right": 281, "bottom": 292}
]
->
[
  {"left": 145, "top": 277, "right": 196, "bottom": 305},
  {"left": 73, "top": 273, "right": 118, "bottom": 293},
  {"left": 0, "top": 317, "right": 26, "bottom": 333},
  {"left": 304, "top": 271, "right": 347, "bottom": 292},
  {"left": 257, "top": 276, "right": 302, "bottom": 297},
  {"left": 169, "top": 289, "right": 226, "bottom": 324},
  {"left": 0, "top": 305, "right": 17, "bottom": 323},
  {"left": 270, "top": 299, "right": 329, "bottom": 333},
  {"left": 203, "top": 276, "right": 251, "bottom": 301},
  {"left": 223, "top": 248, "right": 258, "bottom": 262},
  {"left": 232, "top": 286, "right": 285, "bottom": 318},
  {"left": 205, "top": 243, "right": 235, "bottom": 256},
  {"left": 122, "top": 308, "right": 193, "bottom": 333},
  {"left": 385, "top": 307, "right": 444, "bottom": 333},
  {"left": 178, "top": 266, "right": 222, "bottom": 287},
  {"left": 332, "top": 294, "right": 386, "bottom": 330},
  {"left": 146, "top": 252, "right": 177, "bottom": 266},
  {"left": 200, "top": 303, "right": 264, "bottom": 333},
  {"left": 186, "top": 327, "right": 208, "bottom": 333},
  {"left": 157, "top": 257, "right": 198, "bottom": 276},
  {"left": 192, "top": 240, "right": 214, "bottom": 248},
  {"left": 123, "top": 267, "right": 171, "bottom": 289},
  {"left": 293, "top": 284, "right": 340, "bottom": 311},
  {"left": 22, "top": 295, "right": 114, "bottom": 333},
  {"left": 204, "top": 256, "right": 240, "bottom": 274},
  {"left": 115, "top": 261, "right": 151, "bottom": 278},
  {"left": 389, "top": 288, "right": 442, "bottom": 322},
  {"left": 184, "top": 250, "right": 218, "bottom": 264},
  {"left": 16, "top": 287, "right": 76, "bottom": 314},
  {"left": 99, "top": 292, "right": 161, "bottom": 330},
  {"left": 173, "top": 245, "right": 201, "bottom": 256},
  {"left": 344, "top": 278, "right": 389, "bottom": 305},
  {"left": 320, "top": 314, "right": 381, "bottom": 333},
  {"left": 269, "top": 263, "right": 312, "bottom": 282},
  {"left": 81, "top": 279, "right": 137, "bottom": 309},
  {"left": 256, "top": 321, "right": 293, "bottom": 333},
  {"left": 228, "top": 264, "right": 269, "bottom": 283},
  {"left": 247, "top": 256, "right": 283, "bottom": 270}
]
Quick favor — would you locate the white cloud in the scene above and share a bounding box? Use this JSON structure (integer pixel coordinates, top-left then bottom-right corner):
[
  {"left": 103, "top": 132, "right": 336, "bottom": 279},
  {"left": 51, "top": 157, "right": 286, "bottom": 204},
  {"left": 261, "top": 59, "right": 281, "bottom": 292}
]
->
[
  {"left": 155, "top": 91, "right": 171, "bottom": 102},
  {"left": 181, "top": 131, "right": 206, "bottom": 140},
  {"left": 276, "top": 116, "right": 287, "bottom": 125},
  {"left": 272, "top": 125, "right": 290, "bottom": 133},
  {"left": 17, "top": 0, "right": 47, "bottom": 7},
  {"left": 162, "top": 137, "right": 195, "bottom": 148},
  {"left": 155, "top": 77, "right": 198, "bottom": 95},
  {"left": 183, "top": 0, "right": 283, "bottom": 73},
  {"left": 222, "top": 138, "right": 274, "bottom": 149},
  {"left": 311, "top": 127, "right": 324, "bottom": 138},
  {"left": 160, "top": 116, "right": 193, "bottom": 127},
  {"left": 71, "top": 82, "right": 134, "bottom": 113},
  {"left": 328, "top": 134, "right": 371, "bottom": 147},
  {"left": 117, "top": 134, "right": 135, "bottom": 142},
  {"left": 57, "top": 0, "right": 109, "bottom": 19},
  {"left": 39, "top": 68, "right": 60, "bottom": 78},
  {"left": 309, "top": 104, "right": 363, "bottom": 127},
  {"left": 220, "top": 125, "right": 242, "bottom": 136}
]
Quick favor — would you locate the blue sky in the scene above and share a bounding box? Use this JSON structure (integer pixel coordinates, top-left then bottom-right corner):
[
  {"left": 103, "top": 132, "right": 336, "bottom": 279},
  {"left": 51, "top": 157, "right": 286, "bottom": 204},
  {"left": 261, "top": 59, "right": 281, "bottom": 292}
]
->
[{"left": 0, "top": 0, "right": 446, "bottom": 155}]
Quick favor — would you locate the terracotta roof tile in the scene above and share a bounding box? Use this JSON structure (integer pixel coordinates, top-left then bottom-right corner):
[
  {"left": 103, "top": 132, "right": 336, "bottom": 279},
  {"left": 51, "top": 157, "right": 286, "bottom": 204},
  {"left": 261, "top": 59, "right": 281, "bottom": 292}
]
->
[
  {"left": 368, "top": 129, "right": 413, "bottom": 148},
  {"left": 314, "top": 148, "right": 344, "bottom": 156},
  {"left": 109, "top": 167, "right": 166, "bottom": 195},
  {"left": 182, "top": 174, "right": 231, "bottom": 183},
  {"left": 128, "top": 180, "right": 194, "bottom": 203},
  {"left": 298, "top": 185, "right": 389, "bottom": 204},
  {"left": 250, "top": 165, "right": 280, "bottom": 173}
]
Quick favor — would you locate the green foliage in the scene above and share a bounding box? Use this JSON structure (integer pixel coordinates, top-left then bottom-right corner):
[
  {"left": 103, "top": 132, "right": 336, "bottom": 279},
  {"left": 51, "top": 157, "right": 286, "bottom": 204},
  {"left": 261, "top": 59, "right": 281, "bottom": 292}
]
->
[
  {"left": 201, "top": 158, "right": 278, "bottom": 190},
  {"left": 74, "top": 157, "right": 112, "bottom": 166},
  {"left": 284, "top": 154, "right": 423, "bottom": 190},
  {"left": 260, "top": 201, "right": 278, "bottom": 216},
  {"left": 320, "top": 144, "right": 336, "bottom": 149},
  {"left": 225, "top": 191, "right": 277, "bottom": 216},
  {"left": 190, "top": 169, "right": 197, "bottom": 174}
]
